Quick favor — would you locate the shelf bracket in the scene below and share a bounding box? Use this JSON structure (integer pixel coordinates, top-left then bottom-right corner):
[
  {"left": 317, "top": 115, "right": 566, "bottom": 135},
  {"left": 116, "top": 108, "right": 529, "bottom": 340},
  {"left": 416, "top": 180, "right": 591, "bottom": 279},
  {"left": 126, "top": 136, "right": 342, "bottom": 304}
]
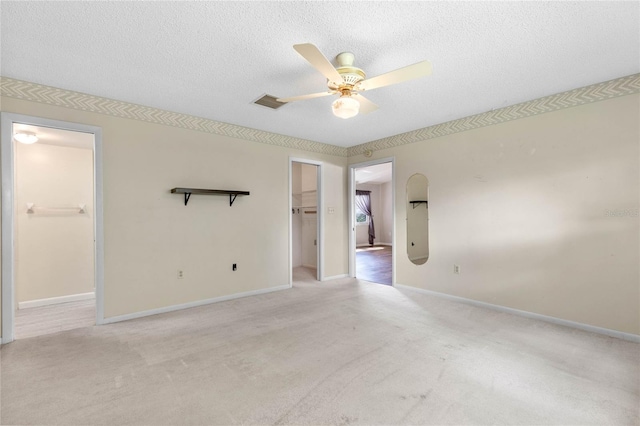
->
[
  {"left": 410, "top": 200, "right": 428, "bottom": 209},
  {"left": 184, "top": 192, "right": 192, "bottom": 206},
  {"left": 229, "top": 193, "right": 238, "bottom": 206}
]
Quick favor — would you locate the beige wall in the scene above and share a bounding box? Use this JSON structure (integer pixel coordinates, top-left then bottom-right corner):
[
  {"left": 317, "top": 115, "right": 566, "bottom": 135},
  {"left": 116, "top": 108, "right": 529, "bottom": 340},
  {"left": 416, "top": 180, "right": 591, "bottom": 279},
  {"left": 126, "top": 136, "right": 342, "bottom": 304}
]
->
[
  {"left": 406, "top": 174, "right": 429, "bottom": 262},
  {"left": 379, "top": 181, "right": 393, "bottom": 245},
  {"left": 0, "top": 96, "right": 348, "bottom": 324},
  {"left": 350, "top": 94, "right": 640, "bottom": 335},
  {"left": 1, "top": 87, "right": 637, "bottom": 338},
  {"left": 15, "top": 142, "right": 94, "bottom": 303},
  {"left": 291, "top": 162, "right": 302, "bottom": 268},
  {"left": 300, "top": 164, "right": 318, "bottom": 268}
]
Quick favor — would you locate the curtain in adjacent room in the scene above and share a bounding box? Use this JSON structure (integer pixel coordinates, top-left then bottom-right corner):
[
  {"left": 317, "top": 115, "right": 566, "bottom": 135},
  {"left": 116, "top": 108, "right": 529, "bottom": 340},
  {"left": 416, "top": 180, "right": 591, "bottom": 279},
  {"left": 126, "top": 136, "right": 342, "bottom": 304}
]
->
[{"left": 355, "top": 190, "right": 375, "bottom": 245}]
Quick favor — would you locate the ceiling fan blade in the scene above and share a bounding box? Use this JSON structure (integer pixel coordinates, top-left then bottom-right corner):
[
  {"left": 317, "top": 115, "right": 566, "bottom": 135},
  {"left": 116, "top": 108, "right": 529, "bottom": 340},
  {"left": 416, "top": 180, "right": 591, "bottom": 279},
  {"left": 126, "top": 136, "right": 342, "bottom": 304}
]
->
[
  {"left": 357, "top": 60, "right": 432, "bottom": 92},
  {"left": 353, "top": 94, "right": 379, "bottom": 114},
  {"left": 277, "top": 91, "right": 335, "bottom": 103},
  {"left": 293, "top": 43, "right": 344, "bottom": 85}
]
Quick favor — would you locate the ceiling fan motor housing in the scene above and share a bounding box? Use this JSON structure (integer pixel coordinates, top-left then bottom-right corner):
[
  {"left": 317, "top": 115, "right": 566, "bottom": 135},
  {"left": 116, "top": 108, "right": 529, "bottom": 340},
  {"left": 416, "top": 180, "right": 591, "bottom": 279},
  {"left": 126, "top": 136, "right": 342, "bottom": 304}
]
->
[{"left": 330, "top": 51, "right": 366, "bottom": 89}]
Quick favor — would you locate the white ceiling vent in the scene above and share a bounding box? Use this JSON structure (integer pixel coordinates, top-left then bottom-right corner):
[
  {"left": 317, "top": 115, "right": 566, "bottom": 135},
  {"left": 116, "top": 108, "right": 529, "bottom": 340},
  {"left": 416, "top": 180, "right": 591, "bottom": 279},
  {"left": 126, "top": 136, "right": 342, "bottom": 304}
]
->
[{"left": 254, "top": 94, "right": 287, "bottom": 110}]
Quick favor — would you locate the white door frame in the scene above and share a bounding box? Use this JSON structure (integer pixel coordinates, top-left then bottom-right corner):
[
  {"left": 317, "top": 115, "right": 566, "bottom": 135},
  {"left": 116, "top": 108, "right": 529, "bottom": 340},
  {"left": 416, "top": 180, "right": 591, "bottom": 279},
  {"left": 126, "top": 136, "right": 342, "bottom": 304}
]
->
[
  {"left": 289, "top": 157, "right": 324, "bottom": 284},
  {"left": 1, "top": 113, "right": 105, "bottom": 343},
  {"left": 348, "top": 157, "right": 395, "bottom": 285}
]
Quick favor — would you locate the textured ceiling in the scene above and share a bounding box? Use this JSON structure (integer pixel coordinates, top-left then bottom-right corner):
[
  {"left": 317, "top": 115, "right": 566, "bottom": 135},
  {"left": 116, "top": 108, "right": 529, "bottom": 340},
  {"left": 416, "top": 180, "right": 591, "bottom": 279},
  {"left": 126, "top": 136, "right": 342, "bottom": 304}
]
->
[{"left": 1, "top": 2, "right": 638, "bottom": 148}]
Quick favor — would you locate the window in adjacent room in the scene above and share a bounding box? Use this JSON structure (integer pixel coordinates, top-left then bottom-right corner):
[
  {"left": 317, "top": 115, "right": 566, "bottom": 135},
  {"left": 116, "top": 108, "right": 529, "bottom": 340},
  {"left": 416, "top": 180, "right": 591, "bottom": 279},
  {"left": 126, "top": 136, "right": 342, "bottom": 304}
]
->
[{"left": 355, "top": 196, "right": 369, "bottom": 225}]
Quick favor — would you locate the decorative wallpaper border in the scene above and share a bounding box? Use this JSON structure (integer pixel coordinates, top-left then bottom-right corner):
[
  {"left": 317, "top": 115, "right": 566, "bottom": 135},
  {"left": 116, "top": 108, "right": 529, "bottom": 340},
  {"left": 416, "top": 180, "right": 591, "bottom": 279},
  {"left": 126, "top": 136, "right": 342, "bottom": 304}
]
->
[
  {"left": 0, "top": 77, "right": 349, "bottom": 157},
  {"left": 348, "top": 73, "right": 640, "bottom": 157},
  {"left": 2, "top": 74, "right": 638, "bottom": 159}
]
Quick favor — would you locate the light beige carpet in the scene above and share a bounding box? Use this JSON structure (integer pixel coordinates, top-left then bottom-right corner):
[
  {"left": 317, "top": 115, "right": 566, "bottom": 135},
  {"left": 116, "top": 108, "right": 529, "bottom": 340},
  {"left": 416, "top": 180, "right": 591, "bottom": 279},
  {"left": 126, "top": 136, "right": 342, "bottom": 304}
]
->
[{"left": 1, "top": 268, "right": 638, "bottom": 425}]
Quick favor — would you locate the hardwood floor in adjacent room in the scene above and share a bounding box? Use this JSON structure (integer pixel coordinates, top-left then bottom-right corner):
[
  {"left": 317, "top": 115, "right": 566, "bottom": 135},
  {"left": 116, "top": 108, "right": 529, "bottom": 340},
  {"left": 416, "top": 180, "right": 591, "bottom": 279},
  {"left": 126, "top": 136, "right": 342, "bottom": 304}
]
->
[{"left": 356, "top": 245, "right": 392, "bottom": 285}]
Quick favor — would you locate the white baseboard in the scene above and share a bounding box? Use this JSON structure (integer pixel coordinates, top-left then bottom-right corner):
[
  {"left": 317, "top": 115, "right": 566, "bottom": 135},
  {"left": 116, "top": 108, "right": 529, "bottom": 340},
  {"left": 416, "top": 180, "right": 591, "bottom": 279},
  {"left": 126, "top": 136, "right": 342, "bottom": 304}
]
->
[
  {"left": 102, "top": 285, "right": 290, "bottom": 325},
  {"left": 323, "top": 274, "right": 349, "bottom": 281},
  {"left": 396, "top": 284, "right": 640, "bottom": 343},
  {"left": 302, "top": 264, "right": 317, "bottom": 269},
  {"left": 18, "top": 292, "right": 95, "bottom": 310},
  {"left": 357, "top": 243, "right": 392, "bottom": 247}
]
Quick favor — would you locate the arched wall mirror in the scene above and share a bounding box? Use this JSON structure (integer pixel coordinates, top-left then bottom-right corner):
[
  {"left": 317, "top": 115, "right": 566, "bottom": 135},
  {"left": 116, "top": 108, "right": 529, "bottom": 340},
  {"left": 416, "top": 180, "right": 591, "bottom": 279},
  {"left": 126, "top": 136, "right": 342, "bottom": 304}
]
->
[{"left": 407, "top": 173, "right": 429, "bottom": 265}]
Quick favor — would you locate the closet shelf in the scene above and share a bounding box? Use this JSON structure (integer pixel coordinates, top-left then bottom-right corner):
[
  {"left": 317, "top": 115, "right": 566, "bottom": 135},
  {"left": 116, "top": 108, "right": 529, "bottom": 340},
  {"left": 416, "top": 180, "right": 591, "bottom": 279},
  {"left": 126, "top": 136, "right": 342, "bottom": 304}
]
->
[
  {"left": 292, "top": 205, "right": 318, "bottom": 215},
  {"left": 171, "top": 188, "right": 250, "bottom": 206}
]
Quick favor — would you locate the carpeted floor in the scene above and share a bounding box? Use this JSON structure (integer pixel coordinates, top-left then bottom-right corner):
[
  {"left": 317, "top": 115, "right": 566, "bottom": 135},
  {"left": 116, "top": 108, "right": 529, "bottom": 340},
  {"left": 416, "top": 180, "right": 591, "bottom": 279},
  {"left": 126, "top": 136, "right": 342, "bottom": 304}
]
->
[{"left": 1, "top": 268, "right": 638, "bottom": 425}]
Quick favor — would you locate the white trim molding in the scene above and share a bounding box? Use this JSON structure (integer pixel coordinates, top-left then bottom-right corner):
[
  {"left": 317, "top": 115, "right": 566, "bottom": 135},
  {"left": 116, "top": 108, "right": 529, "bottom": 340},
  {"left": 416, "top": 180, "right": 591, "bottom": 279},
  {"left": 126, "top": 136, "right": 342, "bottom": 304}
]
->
[
  {"left": 18, "top": 292, "right": 95, "bottom": 310},
  {"left": 322, "top": 274, "right": 349, "bottom": 281},
  {"left": 396, "top": 284, "right": 640, "bottom": 343},
  {"left": 348, "top": 157, "right": 396, "bottom": 285},
  {"left": 1, "top": 113, "right": 105, "bottom": 343},
  {"left": 289, "top": 157, "right": 324, "bottom": 284},
  {"left": 357, "top": 243, "right": 392, "bottom": 248},
  {"left": 102, "top": 285, "right": 290, "bottom": 325},
  {"left": 348, "top": 73, "right": 640, "bottom": 156}
]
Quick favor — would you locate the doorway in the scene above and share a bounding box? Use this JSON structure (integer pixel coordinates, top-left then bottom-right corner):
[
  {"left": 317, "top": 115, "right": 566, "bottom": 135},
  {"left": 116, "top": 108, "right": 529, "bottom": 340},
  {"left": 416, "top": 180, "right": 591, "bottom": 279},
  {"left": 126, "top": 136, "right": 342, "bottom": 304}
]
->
[
  {"left": 289, "top": 158, "right": 322, "bottom": 283},
  {"left": 349, "top": 158, "right": 394, "bottom": 285},
  {"left": 1, "top": 113, "right": 104, "bottom": 343}
]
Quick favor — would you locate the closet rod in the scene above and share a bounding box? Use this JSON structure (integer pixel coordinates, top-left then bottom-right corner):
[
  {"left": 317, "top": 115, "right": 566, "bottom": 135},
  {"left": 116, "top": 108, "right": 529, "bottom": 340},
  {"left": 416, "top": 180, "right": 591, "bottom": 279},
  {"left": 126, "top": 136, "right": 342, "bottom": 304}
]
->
[{"left": 26, "top": 203, "right": 86, "bottom": 214}]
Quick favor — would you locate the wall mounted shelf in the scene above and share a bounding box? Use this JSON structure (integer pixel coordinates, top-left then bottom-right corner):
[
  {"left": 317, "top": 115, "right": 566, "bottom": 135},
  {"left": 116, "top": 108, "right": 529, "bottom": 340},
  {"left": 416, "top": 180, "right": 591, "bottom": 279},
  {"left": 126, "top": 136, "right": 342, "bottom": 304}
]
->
[
  {"left": 171, "top": 188, "right": 250, "bottom": 206},
  {"left": 410, "top": 200, "right": 428, "bottom": 209}
]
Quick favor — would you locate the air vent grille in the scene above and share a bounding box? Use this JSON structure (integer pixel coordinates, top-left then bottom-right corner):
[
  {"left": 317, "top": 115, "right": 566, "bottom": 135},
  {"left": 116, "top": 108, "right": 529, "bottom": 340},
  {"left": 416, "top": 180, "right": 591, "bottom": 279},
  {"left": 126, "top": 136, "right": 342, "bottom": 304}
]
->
[{"left": 254, "top": 94, "right": 287, "bottom": 110}]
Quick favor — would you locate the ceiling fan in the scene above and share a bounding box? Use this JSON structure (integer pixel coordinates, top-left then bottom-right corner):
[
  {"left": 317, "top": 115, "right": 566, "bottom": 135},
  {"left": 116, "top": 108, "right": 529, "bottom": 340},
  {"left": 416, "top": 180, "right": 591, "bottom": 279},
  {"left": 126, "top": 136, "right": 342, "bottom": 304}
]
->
[{"left": 277, "top": 43, "right": 432, "bottom": 119}]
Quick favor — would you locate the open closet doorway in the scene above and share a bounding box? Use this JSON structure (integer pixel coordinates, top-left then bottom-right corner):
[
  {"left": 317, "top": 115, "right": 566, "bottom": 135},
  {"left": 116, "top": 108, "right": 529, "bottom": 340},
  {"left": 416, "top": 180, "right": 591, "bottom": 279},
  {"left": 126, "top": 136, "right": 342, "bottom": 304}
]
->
[
  {"left": 290, "top": 159, "right": 322, "bottom": 283},
  {"left": 349, "top": 159, "right": 394, "bottom": 286},
  {"left": 1, "top": 113, "right": 104, "bottom": 343}
]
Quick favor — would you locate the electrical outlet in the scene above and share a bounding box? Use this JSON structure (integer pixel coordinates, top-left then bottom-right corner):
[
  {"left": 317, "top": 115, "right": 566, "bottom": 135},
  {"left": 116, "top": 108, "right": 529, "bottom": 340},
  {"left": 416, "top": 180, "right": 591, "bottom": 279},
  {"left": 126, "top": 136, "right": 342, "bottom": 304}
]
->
[
  {"left": 232, "top": 263, "right": 237, "bottom": 271},
  {"left": 453, "top": 264, "right": 460, "bottom": 274},
  {"left": 177, "top": 270, "right": 184, "bottom": 279},
  {"left": 328, "top": 207, "right": 335, "bottom": 214}
]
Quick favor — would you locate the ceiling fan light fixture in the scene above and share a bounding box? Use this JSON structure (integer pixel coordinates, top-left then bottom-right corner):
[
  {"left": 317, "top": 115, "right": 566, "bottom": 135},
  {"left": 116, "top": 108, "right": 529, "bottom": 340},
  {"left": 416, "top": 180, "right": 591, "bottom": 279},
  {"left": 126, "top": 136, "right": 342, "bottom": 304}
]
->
[
  {"left": 14, "top": 131, "right": 38, "bottom": 144},
  {"left": 281, "top": 43, "right": 430, "bottom": 119},
  {"left": 332, "top": 96, "right": 360, "bottom": 119}
]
